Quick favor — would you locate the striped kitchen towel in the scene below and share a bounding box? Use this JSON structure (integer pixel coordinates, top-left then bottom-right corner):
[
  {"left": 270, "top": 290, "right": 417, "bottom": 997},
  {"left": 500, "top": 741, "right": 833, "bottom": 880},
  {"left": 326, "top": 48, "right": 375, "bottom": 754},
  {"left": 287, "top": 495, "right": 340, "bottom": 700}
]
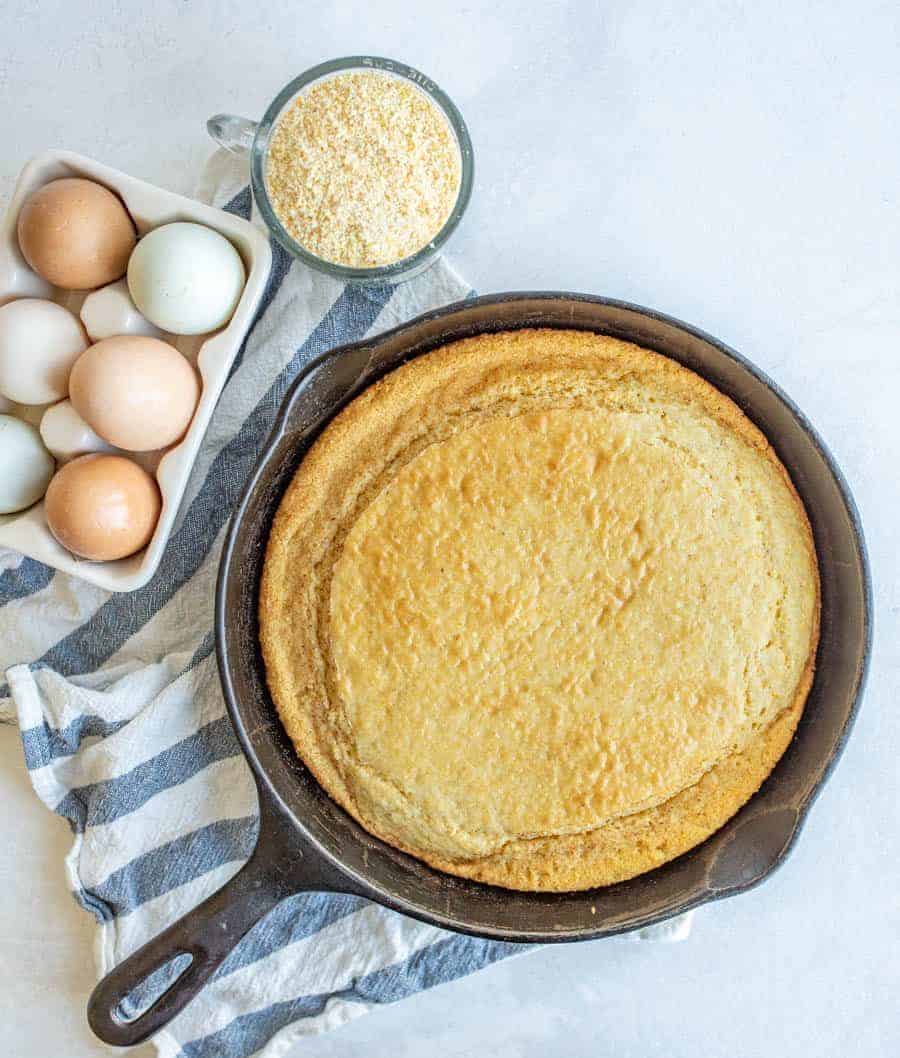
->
[{"left": 1, "top": 151, "right": 691, "bottom": 1058}]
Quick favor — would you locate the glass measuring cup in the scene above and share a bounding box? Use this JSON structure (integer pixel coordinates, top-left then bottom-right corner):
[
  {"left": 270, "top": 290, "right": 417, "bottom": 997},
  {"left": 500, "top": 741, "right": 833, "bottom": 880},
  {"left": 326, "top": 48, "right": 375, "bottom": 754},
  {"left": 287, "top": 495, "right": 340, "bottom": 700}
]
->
[{"left": 208, "top": 55, "right": 474, "bottom": 284}]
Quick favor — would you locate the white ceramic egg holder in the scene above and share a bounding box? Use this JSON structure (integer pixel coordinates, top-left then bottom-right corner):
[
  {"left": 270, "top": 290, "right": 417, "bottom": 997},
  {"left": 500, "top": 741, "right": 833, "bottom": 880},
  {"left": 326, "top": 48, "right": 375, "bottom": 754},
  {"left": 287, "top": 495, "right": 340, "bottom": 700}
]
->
[{"left": 0, "top": 151, "right": 271, "bottom": 591}]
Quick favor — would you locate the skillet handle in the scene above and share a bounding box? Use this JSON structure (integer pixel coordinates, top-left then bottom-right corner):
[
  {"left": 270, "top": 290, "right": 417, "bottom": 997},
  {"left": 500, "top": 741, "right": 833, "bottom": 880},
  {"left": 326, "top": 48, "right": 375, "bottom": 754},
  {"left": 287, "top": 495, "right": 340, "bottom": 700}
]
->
[{"left": 87, "top": 844, "right": 289, "bottom": 1047}]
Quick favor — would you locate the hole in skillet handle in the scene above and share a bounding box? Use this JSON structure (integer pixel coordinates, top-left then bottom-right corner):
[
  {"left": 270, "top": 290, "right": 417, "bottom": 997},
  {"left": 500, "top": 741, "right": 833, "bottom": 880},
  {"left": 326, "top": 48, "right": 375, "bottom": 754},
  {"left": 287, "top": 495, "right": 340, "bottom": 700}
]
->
[
  {"left": 115, "top": 952, "right": 194, "bottom": 1024},
  {"left": 87, "top": 845, "right": 290, "bottom": 1048}
]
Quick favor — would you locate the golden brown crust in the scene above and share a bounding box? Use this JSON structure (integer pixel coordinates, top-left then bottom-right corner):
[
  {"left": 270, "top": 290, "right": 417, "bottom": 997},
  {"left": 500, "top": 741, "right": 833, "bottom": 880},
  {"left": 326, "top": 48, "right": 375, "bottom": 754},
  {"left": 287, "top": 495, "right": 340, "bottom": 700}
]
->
[{"left": 260, "top": 329, "right": 820, "bottom": 891}]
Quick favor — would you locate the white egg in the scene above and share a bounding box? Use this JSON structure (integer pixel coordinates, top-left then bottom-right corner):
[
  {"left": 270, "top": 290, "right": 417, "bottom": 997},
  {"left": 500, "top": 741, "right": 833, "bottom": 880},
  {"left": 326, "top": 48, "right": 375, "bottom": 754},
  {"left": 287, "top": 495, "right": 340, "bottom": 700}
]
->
[
  {"left": 127, "top": 222, "right": 245, "bottom": 335},
  {"left": 0, "top": 414, "right": 55, "bottom": 513},
  {"left": 80, "top": 279, "right": 163, "bottom": 341},
  {"left": 40, "top": 400, "right": 114, "bottom": 461},
  {"left": 0, "top": 298, "right": 88, "bottom": 405}
]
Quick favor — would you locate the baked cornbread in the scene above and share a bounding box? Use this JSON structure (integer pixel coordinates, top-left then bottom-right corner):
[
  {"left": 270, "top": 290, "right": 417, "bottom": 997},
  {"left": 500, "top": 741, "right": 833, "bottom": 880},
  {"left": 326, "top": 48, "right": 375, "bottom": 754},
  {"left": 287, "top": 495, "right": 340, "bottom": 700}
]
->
[{"left": 260, "top": 329, "right": 819, "bottom": 891}]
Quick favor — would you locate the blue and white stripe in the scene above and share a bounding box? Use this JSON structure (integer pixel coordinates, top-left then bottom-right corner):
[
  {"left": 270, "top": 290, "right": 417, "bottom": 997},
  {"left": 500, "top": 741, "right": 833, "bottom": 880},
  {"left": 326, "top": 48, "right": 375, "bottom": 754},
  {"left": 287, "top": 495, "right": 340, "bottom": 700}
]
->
[{"left": 2, "top": 155, "right": 689, "bottom": 1057}]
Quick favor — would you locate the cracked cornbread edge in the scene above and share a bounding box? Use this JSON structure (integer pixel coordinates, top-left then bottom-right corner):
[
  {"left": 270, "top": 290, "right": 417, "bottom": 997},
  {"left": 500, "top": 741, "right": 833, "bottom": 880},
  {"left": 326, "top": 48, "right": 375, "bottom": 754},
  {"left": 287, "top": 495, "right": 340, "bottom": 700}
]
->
[{"left": 259, "top": 329, "right": 820, "bottom": 892}]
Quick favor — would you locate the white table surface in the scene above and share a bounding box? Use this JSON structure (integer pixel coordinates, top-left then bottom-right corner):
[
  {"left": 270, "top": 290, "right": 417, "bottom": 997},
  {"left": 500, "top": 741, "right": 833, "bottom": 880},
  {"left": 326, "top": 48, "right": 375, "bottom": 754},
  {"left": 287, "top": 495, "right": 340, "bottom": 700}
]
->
[{"left": 1, "top": 1, "right": 898, "bottom": 1055}]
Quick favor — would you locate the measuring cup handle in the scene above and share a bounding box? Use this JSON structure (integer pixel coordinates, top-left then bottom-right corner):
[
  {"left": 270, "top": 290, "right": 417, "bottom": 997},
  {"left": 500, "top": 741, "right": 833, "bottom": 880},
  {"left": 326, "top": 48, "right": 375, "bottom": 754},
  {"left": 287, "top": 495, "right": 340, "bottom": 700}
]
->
[{"left": 207, "top": 114, "right": 258, "bottom": 156}]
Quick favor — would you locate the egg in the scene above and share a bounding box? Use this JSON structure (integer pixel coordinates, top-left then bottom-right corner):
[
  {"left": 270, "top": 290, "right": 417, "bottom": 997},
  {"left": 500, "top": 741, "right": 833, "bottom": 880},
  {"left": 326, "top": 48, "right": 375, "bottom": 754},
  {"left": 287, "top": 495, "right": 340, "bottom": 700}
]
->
[
  {"left": 44, "top": 453, "right": 161, "bottom": 561},
  {"left": 40, "top": 400, "right": 114, "bottom": 461},
  {"left": 68, "top": 336, "right": 199, "bottom": 451},
  {"left": 0, "top": 414, "right": 55, "bottom": 514},
  {"left": 80, "top": 279, "right": 163, "bottom": 342},
  {"left": 127, "top": 222, "right": 245, "bottom": 335},
  {"left": 17, "top": 178, "right": 137, "bottom": 291},
  {"left": 0, "top": 298, "right": 88, "bottom": 405}
]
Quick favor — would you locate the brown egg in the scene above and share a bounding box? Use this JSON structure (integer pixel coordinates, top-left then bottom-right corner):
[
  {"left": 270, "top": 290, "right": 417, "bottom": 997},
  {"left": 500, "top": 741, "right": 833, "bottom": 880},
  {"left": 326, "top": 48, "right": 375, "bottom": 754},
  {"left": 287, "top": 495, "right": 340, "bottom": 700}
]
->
[
  {"left": 69, "top": 336, "right": 200, "bottom": 451},
  {"left": 45, "top": 453, "right": 161, "bottom": 561},
  {"left": 17, "top": 178, "right": 137, "bottom": 290}
]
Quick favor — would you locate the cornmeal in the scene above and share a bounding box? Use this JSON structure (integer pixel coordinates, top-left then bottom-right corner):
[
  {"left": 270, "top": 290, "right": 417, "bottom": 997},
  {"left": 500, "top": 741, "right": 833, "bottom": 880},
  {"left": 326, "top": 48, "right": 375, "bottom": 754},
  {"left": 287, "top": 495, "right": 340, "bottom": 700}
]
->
[
  {"left": 265, "top": 70, "right": 461, "bottom": 268},
  {"left": 260, "top": 330, "right": 819, "bottom": 891}
]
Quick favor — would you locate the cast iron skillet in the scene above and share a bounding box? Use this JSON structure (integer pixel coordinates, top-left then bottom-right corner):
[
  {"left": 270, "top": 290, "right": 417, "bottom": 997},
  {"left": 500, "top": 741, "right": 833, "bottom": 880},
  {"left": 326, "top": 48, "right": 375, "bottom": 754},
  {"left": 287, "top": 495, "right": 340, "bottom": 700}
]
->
[{"left": 88, "top": 294, "right": 872, "bottom": 1046}]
